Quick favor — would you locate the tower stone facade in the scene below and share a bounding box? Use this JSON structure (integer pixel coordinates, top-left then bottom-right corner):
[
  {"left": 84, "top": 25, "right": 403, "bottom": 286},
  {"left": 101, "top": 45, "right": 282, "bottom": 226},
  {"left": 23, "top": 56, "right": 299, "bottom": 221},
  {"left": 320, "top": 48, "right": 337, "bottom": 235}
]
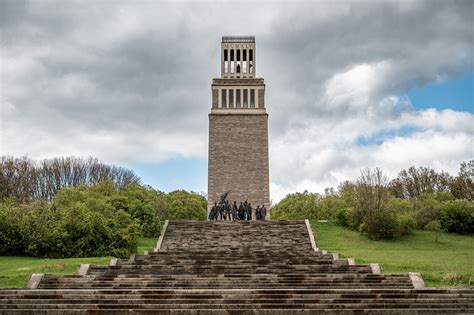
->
[{"left": 208, "top": 36, "right": 270, "bottom": 217}]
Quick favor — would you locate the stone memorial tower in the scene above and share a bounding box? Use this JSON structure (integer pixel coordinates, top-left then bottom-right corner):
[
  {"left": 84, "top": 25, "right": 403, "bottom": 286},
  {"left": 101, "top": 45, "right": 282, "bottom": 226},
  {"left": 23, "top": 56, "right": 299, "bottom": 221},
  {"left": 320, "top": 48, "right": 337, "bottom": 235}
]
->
[{"left": 208, "top": 36, "right": 270, "bottom": 217}]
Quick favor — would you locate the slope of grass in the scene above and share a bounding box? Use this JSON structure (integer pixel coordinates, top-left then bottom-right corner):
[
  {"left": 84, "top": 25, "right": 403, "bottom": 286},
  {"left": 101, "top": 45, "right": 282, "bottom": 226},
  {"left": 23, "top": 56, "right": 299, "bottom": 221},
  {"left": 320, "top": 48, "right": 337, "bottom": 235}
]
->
[
  {"left": 0, "top": 238, "right": 156, "bottom": 288},
  {"left": 311, "top": 220, "right": 474, "bottom": 287}
]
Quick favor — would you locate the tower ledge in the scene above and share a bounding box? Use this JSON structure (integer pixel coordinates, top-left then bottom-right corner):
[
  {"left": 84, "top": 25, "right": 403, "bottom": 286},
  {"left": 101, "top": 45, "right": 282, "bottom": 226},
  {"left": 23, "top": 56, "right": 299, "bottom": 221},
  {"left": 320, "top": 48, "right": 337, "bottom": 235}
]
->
[
  {"left": 222, "top": 36, "right": 255, "bottom": 43},
  {"left": 210, "top": 108, "right": 266, "bottom": 115},
  {"left": 212, "top": 78, "right": 264, "bottom": 85}
]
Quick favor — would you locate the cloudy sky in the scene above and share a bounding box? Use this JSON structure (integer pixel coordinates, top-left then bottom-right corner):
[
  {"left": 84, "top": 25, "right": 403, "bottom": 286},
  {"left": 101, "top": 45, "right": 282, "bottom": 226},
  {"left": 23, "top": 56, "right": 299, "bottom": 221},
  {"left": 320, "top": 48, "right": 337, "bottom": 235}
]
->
[{"left": 1, "top": 0, "right": 473, "bottom": 203}]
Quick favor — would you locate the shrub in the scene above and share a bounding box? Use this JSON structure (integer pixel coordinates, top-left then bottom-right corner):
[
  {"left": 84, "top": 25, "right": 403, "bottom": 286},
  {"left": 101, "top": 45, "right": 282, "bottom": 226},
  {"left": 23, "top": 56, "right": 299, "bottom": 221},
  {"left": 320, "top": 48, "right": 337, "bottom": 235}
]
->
[
  {"left": 385, "top": 198, "right": 416, "bottom": 236},
  {"left": 351, "top": 168, "right": 396, "bottom": 239},
  {"left": 358, "top": 207, "right": 398, "bottom": 240},
  {"left": 271, "top": 191, "right": 347, "bottom": 221},
  {"left": 271, "top": 191, "right": 320, "bottom": 220},
  {"left": 0, "top": 186, "right": 140, "bottom": 258},
  {"left": 319, "top": 195, "right": 348, "bottom": 219},
  {"left": 440, "top": 199, "right": 474, "bottom": 234},
  {"left": 0, "top": 180, "right": 210, "bottom": 258},
  {"left": 395, "top": 213, "right": 416, "bottom": 236},
  {"left": 413, "top": 195, "right": 443, "bottom": 229},
  {"left": 0, "top": 198, "right": 31, "bottom": 255},
  {"left": 356, "top": 209, "right": 415, "bottom": 240},
  {"left": 24, "top": 187, "right": 140, "bottom": 258},
  {"left": 385, "top": 198, "right": 413, "bottom": 214},
  {"left": 110, "top": 184, "right": 164, "bottom": 237},
  {"left": 425, "top": 220, "right": 443, "bottom": 242},
  {"left": 164, "top": 190, "right": 207, "bottom": 221},
  {"left": 335, "top": 207, "right": 350, "bottom": 227}
]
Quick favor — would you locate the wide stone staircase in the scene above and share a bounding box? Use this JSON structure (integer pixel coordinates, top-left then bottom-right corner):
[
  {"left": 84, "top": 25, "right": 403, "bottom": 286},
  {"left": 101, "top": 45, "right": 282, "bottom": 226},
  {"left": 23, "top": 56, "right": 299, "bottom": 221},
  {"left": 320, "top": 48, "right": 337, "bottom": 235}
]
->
[{"left": 1, "top": 220, "right": 473, "bottom": 313}]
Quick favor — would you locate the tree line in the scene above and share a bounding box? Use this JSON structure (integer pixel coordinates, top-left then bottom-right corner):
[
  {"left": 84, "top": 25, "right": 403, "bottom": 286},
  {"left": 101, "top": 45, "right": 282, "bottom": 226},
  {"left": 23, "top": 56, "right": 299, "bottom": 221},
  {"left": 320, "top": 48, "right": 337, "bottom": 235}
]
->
[
  {"left": 0, "top": 182, "right": 207, "bottom": 258},
  {"left": 272, "top": 161, "right": 474, "bottom": 240},
  {"left": 0, "top": 156, "right": 207, "bottom": 258},
  {"left": 0, "top": 156, "right": 140, "bottom": 202},
  {"left": 388, "top": 161, "right": 473, "bottom": 201}
]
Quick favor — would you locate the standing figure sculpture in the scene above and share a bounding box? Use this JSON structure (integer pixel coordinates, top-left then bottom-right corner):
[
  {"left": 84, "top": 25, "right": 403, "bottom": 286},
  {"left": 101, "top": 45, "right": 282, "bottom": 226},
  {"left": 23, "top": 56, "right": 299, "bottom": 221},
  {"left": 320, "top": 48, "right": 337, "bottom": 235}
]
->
[
  {"left": 232, "top": 201, "right": 238, "bottom": 220},
  {"left": 261, "top": 205, "right": 267, "bottom": 220},
  {"left": 238, "top": 202, "right": 245, "bottom": 220},
  {"left": 255, "top": 205, "right": 261, "bottom": 220},
  {"left": 208, "top": 202, "right": 218, "bottom": 220},
  {"left": 225, "top": 200, "right": 232, "bottom": 220},
  {"left": 210, "top": 192, "right": 266, "bottom": 221}
]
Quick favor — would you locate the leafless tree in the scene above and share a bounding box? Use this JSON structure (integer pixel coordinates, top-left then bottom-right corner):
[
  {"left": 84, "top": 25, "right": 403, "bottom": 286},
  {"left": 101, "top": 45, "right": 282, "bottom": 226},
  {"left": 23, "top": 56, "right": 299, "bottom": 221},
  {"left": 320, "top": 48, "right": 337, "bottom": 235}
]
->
[
  {"left": 450, "top": 160, "right": 474, "bottom": 201},
  {"left": 352, "top": 167, "right": 392, "bottom": 237},
  {"left": 389, "top": 166, "right": 451, "bottom": 199},
  {"left": 0, "top": 156, "right": 140, "bottom": 202},
  {"left": 0, "top": 156, "right": 37, "bottom": 202}
]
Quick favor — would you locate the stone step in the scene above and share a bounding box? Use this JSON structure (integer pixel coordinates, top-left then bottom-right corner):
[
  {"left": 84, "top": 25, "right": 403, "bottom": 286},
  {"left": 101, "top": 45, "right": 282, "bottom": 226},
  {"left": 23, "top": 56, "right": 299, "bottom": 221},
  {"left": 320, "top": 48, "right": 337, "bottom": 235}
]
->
[
  {"left": 38, "top": 274, "right": 413, "bottom": 280},
  {"left": 41, "top": 275, "right": 410, "bottom": 282},
  {"left": 0, "top": 310, "right": 470, "bottom": 314},
  {"left": 38, "top": 282, "right": 414, "bottom": 287},
  {"left": 94, "top": 265, "right": 371, "bottom": 271},
  {"left": 2, "top": 288, "right": 473, "bottom": 296},
  {"left": 2, "top": 288, "right": 472, "bottom": 312},
  {"left": 13, "top": 220, "right": 466, "bottom": 312},
  {"left": 37, "top": 286, "right": 416, "bottom": 290},
  {"left": 1, "top": 303, "right": 473, "bottom": 312}
]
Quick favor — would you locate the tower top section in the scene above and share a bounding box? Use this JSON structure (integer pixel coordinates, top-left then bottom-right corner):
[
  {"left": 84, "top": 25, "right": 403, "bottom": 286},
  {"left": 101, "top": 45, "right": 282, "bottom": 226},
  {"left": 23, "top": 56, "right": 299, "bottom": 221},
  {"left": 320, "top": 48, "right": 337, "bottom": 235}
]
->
[
  {"left": 221, "top": 35, "right": 256, "bottom": 79},
  {"left": 222, "top": 36, "right": 255, "bottom": 43},
  {"left": 212, "top": 36, "right": 265, "bottom": 113}
]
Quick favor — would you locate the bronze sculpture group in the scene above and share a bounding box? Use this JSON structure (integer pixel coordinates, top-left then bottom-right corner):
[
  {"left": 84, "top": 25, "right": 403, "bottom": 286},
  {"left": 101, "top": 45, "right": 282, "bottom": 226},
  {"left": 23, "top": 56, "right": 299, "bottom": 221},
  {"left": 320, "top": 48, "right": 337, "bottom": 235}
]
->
[{"left": 208, "top": 192, "right": 267, "bottom": 221}]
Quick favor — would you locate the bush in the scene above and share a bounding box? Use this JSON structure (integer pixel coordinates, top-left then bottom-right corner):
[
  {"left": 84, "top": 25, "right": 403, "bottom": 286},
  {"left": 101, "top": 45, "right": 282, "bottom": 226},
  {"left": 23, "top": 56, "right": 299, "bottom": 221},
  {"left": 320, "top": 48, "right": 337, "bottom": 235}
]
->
[
  {"left": 0, "top": 198, "right": 30, "bottom": 255},
  {"left": 164, "top": 190, "right": 207, "bottom": 221},
  {"left": 109, "top": 184, "right": 164, "bottom": 237},
  {"left": 0, "top": 195, "right": 140, "bottom": 258},
  {"left": 440, "top": 200, "right": 474, "bottom": 234},
  {"left": 384, "top": 198, "right": 416, "bottom": 236},
  {"left": 319, "top": 195, "right": 348, "bottom": 219},
  {"left": 0, "top": 180, "right": 210, "bottom": 258},
  {"left": 335, "top": 208, "right": 350, "bottom": 227},
  {"left": 357, "top": 209, "right": 415, "bottom": 240},
  {"left": 357, "top": 207, "right": 395, "bottom": 240},
  {"left": 25, "top": 187, "right": 140, "bottom": 258},
  {"left": 425, "top": 220, "right": 443, "bottom": 242},
  {"left": 413, "top": 195, "right": 443, "bottom": 229},
  {"left": 271, "top": 191, "right": 320, "bottom": 220},
  {"left": 271, "top": 191, "right": 347, "bottom": 221},
  {"left": 395, "top": 213, "right": 416, "bottom": 236},
  {"left": 338, "top": 169, "right": 417, "bottom": 240},
  {"left": 385, "top": 198, "right": 413, "bottom": 214}
]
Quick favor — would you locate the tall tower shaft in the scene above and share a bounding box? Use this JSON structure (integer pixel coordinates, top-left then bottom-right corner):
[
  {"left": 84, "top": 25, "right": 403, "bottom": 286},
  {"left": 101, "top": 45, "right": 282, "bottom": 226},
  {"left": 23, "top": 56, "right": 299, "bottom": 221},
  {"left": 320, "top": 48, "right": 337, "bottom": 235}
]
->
[{"left": 208, "top": 36, "right": 270, "bottom": 217}]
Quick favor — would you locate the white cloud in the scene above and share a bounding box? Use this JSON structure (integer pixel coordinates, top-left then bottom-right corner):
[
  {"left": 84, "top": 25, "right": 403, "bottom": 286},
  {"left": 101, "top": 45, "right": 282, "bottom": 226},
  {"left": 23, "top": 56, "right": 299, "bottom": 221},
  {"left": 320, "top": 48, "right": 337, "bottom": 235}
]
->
[
  {"left": 270, "top": 108, "right": 474, "bottom": 202},
  {"left": 323, "top": 62, "right": 391, "bottom": 110}
]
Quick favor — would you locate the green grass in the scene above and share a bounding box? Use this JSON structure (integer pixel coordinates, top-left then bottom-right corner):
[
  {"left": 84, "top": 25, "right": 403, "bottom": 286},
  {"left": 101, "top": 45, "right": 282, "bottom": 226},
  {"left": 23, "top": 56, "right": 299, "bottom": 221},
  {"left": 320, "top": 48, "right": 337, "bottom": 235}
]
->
[
  {"left": 137, "top": 237, "right": 157, "bottom": 254},
  {"left": 0, "top": 238, "right": 157, "bottom": 289},
  {"left": 311, "top": 220, "right": 474, "bottom": 287}
]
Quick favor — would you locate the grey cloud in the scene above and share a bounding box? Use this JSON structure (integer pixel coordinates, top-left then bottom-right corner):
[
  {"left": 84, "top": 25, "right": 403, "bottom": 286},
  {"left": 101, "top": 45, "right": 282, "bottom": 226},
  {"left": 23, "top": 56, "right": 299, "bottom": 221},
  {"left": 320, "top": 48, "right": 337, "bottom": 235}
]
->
[
  {"left": 262, "top": 0, "right": 473, "bottom": 128},
  {"left": 1, "top": 0, "right": 473, "bottom": 198}
]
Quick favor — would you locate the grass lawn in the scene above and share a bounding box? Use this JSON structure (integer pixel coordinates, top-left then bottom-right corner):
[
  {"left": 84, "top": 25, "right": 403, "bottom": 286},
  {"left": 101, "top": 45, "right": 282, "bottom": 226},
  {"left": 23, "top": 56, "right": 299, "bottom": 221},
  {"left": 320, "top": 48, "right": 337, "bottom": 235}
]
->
[
  {"left": 0, "top": 237, "right": 157, "bottom": 289},
  {"left": 311, "top": 220, "right": 474, "bottom": 288}
]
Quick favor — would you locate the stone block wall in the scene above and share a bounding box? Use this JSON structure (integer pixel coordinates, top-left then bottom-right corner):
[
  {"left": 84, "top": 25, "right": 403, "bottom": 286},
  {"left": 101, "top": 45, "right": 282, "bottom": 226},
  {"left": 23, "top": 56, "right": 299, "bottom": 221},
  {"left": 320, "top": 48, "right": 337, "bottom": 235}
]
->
[{"left": 208, "top": 113, "right": 270, "bottom": 215}]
